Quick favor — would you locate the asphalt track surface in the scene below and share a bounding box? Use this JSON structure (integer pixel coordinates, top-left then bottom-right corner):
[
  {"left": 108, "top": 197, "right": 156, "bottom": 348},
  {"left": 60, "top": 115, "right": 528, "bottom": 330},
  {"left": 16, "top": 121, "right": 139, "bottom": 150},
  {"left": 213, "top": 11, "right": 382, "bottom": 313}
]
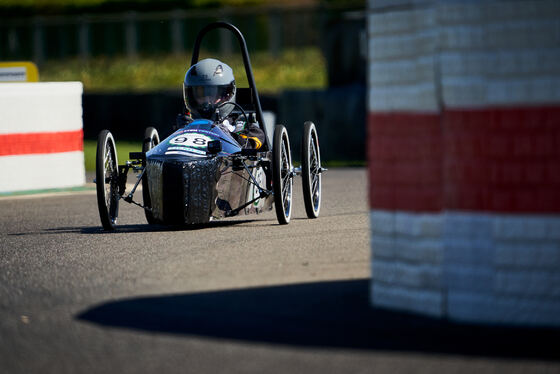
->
[{"left": 1, "top": 168, "right": 559, "bottom": 373}]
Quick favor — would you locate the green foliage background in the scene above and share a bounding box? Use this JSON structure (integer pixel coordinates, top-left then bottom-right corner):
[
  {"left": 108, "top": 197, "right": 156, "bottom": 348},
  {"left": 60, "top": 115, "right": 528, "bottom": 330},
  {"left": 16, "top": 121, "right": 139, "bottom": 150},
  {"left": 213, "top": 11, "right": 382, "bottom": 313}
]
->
[{"left": 41, "top": 48, "right": 326, "bottom": 93}]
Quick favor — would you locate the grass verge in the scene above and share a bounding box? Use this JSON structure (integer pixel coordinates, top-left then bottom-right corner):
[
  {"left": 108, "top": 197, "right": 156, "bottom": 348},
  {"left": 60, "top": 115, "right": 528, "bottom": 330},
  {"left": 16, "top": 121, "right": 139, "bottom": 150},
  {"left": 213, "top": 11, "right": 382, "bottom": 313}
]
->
[
  {"left": 84, "top": 139, "right": 142, "bottom": 171},
  {"left": 41, "top": 48, "right": 326, "bottom": 94}
]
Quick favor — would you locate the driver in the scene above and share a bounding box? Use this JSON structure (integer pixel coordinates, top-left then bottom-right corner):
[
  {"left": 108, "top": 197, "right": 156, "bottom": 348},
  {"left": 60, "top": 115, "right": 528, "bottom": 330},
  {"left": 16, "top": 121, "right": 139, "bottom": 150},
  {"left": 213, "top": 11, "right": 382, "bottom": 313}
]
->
[{"left": 179, "top": 58, "right": 265, "bottom": 150}]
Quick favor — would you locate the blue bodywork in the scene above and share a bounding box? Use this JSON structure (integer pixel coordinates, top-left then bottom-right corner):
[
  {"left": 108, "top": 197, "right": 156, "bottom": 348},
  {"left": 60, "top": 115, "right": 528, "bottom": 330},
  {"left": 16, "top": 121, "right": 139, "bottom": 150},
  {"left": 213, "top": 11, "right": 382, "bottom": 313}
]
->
[
  {"left": 146, "top": 119, "right": 241, "bottom": 161},
  {"left": 143, "top": 119, "right": 272, "bottom": 225}
]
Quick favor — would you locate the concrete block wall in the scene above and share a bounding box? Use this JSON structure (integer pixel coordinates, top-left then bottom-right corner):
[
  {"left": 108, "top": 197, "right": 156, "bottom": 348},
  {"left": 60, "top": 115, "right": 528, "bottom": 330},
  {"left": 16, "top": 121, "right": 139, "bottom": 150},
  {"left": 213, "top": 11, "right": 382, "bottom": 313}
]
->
[
  {"left": 444, "top": 213, "right": 560, "bottom": 325},
  {"left": 371, "top": 211, "right": 444, "bottom": 317},
  {"left": 438, "top": 0, "right": 560, "bottom": 107},
  {"left": 368, "top": 0, "right": 560, "bottom": 326},
  {"left": 368, "top": 6, "right": 439, "bottom": 112},
  {"left": 0, "top": 82, "right": 85, "bottom": 193}
]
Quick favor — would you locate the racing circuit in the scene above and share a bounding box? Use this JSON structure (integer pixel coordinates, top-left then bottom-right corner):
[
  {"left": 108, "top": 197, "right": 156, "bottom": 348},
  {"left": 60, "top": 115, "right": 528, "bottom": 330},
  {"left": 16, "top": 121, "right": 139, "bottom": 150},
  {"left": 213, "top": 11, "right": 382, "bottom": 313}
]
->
[{"left": 1, "top": 169, "right": 558, "bottom": 373}]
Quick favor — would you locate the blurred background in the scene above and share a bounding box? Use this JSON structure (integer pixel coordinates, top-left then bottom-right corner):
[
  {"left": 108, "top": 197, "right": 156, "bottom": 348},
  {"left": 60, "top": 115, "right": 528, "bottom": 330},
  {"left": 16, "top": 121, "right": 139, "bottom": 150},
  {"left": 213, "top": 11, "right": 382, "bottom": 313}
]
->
[{"left": 0, "top": 0, "right": 367, "bottom": 165}]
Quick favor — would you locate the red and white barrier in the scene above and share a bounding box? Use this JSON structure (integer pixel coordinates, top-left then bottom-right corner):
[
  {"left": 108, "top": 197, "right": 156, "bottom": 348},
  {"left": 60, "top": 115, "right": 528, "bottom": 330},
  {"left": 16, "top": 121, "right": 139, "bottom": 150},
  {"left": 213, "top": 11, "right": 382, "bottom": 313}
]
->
[
  {"left": 0, "top": 82, "right": 85, "bottom": 193},
  {"left": 368, "top": 0, "right": 560, "bottom": 325}
]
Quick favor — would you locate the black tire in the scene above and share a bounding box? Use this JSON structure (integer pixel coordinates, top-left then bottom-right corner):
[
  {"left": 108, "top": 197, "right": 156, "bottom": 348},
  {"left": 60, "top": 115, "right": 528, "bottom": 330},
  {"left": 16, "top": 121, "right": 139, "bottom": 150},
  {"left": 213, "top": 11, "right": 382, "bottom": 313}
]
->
[
  {"left": 272, "top": 125, "right": 293, "bottom": 225},
  {"left": 96, "top": 130, "right": 119, "bottom": 230},
  {"left": 301, "top": 121, "right": 322, "bottom": 218},
  {"left": 142, "top": 127, "right": 160, "bottom": 224}
]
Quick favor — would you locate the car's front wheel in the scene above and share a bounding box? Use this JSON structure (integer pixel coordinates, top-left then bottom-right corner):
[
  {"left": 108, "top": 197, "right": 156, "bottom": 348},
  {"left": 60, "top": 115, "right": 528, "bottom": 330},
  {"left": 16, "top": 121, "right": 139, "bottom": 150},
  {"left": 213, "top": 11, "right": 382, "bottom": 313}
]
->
[
  {"left": 272, "top": 125, "right": 293, "bottom": 225},
  {"left": 96, "top": 130, "right": 119, "bottom": 230},
  {"left": 142, "top": 126, "right": 160, "bottom": 224},
  {"left": 301, "top": 121, "right": 322, "bottom": 219}
]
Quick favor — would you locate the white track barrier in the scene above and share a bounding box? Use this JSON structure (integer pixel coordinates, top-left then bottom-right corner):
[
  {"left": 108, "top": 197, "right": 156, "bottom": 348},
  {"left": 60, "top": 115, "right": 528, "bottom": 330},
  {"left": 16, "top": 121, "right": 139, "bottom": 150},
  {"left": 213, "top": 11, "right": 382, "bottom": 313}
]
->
[
  {"left": 368, "top": 0, "right": 560, "bottom": 326},
  {"left": 0, "top": 82, "right": 85, "bottom": 193}
]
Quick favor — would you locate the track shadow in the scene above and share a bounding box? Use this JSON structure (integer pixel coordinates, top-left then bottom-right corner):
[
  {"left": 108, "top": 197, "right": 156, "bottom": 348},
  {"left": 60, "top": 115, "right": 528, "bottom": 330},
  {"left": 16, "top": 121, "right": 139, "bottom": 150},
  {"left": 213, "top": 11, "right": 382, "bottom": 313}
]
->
[
  {"left": 7, "top": 226, "right": 96, "bottom": 236},
  {"left": 7, "top": 220, "right": 259, "bottom": 236},
  {"left": 77, "top": 279, "right": 560, "bottom": 360},
  {"left": 83, "top": 219, "right": 258, "bottom": 233}
]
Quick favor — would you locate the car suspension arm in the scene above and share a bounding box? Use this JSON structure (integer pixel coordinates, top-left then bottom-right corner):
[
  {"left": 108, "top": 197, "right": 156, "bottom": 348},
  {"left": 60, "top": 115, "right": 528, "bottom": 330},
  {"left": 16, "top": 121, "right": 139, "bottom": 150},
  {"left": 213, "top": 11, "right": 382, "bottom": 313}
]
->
[
  {"left": 225, "top": 190, "right": 271, "bottom": 217},
  {"left": 225, "top": 158, "right": 272, "bottom": 217},
  {"left": 122, "top": 168, "right": 145, "bottom": 208}
]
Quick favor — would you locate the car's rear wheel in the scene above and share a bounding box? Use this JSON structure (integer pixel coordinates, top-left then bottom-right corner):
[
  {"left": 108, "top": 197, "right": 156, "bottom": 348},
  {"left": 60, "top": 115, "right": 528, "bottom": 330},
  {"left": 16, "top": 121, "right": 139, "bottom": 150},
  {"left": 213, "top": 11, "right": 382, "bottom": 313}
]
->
[
  {"left": 96, "top": 130, "right": 119, "bottom": 230},
  {"left": 142, "top": 127, "right": 160, "bottom": 224},
  {"left": 301, "top": 121, "right": 322, "bottom": 218},
  {"left": 272, "top": 125, "right": 293, "bottom": 225}
]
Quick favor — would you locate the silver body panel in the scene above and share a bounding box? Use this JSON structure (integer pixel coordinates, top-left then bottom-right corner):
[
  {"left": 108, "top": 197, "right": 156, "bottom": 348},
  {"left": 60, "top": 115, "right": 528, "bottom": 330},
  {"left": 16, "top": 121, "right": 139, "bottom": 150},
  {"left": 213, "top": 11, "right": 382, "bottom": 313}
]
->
[{"left": 146, "top": 156, "right": 273, "bottom": 225}]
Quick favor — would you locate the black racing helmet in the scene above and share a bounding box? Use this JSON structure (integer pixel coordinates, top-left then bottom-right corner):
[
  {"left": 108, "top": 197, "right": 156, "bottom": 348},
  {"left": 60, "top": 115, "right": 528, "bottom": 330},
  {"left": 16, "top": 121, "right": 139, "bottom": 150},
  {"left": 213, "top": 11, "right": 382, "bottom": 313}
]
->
[{"left": 183, "top": 58, "right": 236, "bottom": 119}]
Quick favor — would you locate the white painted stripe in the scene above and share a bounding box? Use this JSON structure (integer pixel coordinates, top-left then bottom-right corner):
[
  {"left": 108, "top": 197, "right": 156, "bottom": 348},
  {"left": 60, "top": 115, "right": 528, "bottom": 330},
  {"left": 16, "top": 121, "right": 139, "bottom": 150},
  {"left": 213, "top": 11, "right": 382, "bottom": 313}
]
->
[
  {"left": 0, "top": 189, "right": 95, "bottom": 200},
  {"left": 368, "top": 82, "right": 439, "bottom": 112},
  {"left": 440, "top": 49, "right": 560, "bottom": 78},
  {"left": 0, "top": 152, "right": 85, "bottom": 193},
  {"left": 368, "top": 7, "right": 435, "bottom": 36},
  {"left": 438, "top": 0, "right": 560, "bottom": 25},
  {"left": 439, "top": 19, "right": 560, "bottom": 51},
  {"left": 371, "top": 282, "right": 444, "bottom": 317},
  {"left": 368, "top": 30, "right": 437, "bottom": 61},
  {"left": 369, "top": 56, "right": 436, "bottom": 86},
  {"left": 0, "top": 82, "right": 83, "bottom": 134},
  {"left": 371, "top": 209, "right": 560, "bottom": 325},
  {"left": 367, "top": 1, "right": 560, "bottom": 111},
  {"left": 439, "top": 76, "right": 560, "bottom": 108}
]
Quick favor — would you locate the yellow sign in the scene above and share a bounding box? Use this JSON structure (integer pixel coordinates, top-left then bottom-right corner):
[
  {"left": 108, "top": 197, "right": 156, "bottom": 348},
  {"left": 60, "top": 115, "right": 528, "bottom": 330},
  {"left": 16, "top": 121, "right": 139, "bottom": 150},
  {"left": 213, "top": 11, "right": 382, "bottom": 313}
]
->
[{"left": 0, "top": 62, "right": 39, "bottom": 82}]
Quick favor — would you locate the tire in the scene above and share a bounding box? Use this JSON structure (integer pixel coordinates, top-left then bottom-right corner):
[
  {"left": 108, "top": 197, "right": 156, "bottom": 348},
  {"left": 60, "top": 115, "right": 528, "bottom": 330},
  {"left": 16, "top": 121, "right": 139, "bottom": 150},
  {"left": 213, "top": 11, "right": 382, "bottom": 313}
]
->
[
  {"left": 272, "top": 125, "right": 293, "bottom": 225},
  {"left": 301, "top": 121, "right": 322, "bottom": 218},
  {"left": 142, "top": 127, "right": 160, "bottom": 224},
  {"left": 96, "top": 130, "right": 119, "bottom": 230}
]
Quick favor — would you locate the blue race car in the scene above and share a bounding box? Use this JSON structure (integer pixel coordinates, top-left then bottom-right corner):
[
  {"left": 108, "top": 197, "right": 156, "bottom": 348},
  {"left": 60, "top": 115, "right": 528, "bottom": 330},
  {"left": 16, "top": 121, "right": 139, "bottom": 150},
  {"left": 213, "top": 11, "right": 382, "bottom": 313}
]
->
[{"left": 95, "top": 22, "right": 324, "bottom": 230}]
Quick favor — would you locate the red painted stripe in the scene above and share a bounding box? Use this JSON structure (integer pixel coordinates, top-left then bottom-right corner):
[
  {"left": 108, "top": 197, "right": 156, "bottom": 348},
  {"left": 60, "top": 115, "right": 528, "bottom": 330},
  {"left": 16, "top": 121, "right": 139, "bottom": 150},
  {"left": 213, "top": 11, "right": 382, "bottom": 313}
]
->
[
  {"left": 368, "top": 112, "right": 443, "bottom": 212},
  {"left": 443, "top": 106, "right": 560, "bottom": 213},
  {"left": 368, "top": 106, "right": 560, "bottom": 213},
  {"left": 0, "top": 130, "right": 83, "bottom": 156}
]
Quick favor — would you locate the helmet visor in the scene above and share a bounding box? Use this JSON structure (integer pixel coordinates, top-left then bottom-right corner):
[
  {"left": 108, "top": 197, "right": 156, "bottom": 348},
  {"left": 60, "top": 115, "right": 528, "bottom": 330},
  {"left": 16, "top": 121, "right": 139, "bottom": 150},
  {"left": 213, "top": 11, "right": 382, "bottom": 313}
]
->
[{"left": 184, "top": 83, "right": 235, "bottom": 117}]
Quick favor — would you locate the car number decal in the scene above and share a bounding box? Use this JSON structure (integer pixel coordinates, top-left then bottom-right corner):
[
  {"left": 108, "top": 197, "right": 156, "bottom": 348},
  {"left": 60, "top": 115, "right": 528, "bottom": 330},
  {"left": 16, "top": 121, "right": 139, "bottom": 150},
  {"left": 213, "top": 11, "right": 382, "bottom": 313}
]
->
[
  {"left": 169, "top": 133, "right": 213, "bottom": 148},
  {"left": 165, "top": 150, "right": 205, "bottom": 158},
  {"left": 167, "top": 146, "right": 206, "bottom": 154}
]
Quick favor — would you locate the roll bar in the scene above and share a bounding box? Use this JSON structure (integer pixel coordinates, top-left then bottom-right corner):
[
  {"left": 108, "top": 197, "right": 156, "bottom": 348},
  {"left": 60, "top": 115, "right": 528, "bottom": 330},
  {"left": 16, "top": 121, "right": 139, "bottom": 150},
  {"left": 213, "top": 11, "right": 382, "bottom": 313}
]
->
[{"left": 190, "top": 22, "right": 269, "bottom": 150}]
